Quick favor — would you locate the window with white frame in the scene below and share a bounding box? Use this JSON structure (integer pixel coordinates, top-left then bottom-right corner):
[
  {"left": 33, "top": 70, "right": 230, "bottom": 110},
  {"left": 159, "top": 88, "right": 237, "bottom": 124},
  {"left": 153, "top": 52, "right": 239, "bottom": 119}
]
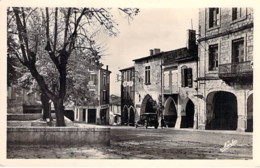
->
[{"left": 90, "top": 74, "right": 97, "bottom": 85}]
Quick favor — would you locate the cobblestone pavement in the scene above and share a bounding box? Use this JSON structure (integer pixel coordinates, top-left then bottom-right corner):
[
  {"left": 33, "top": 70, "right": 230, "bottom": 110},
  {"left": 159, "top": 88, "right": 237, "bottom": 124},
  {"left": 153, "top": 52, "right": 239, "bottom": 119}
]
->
[{"left": 7, "top": 126, "right": 252, "bottom": 159}]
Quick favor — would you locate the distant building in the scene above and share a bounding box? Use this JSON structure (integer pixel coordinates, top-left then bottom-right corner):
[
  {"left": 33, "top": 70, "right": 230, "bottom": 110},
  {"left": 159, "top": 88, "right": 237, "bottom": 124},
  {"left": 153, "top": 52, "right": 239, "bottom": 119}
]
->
[
  {"left": 109, "top": 94, "right": 121, "bottom": 125},
  {"left": 133, "top": 49, "right": 163, "bottom": 122},
  {"left": 196, "top": 8, "right": 253, "bottom": 132},
  {"left": 119, "top": 66, "right": 135, "bottom": 125},
  {"left": 74, "top": 65, "right": 111, "bottom": 125}
]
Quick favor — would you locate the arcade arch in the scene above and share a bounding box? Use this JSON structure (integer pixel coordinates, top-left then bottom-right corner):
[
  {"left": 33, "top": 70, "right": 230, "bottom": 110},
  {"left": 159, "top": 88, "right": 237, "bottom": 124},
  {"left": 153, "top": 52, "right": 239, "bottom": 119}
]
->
[
  {"left": 163, "top": 97, "right": 178, "bottom": 127},
  {"left": 206, "top": 91, "right": 238, "bottom": 130}
]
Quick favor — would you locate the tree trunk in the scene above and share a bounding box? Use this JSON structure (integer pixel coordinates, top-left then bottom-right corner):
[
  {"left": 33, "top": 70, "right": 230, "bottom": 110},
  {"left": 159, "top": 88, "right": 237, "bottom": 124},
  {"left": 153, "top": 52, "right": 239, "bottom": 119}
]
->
[
  {"left": 54, "top": 98, "right": 66, "bottom": 126},
  {"left": 41, "top": 92, "right": 52, "bottom": 125}
]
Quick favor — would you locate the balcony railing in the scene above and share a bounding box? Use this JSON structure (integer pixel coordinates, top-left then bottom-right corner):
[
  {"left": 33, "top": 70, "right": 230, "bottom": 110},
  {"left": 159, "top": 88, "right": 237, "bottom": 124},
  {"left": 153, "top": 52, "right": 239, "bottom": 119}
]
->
[{"left": 219, "top": 61, "right": 253, "bottom": 78}]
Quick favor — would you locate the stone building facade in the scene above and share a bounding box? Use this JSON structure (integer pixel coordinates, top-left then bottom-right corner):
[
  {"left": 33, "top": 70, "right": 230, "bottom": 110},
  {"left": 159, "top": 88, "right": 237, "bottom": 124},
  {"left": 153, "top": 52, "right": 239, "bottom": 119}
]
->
[
  {"left": 162, "top": 29, "right": 198, "bottom": 129},
  {"left": 74, "top": 66, "right": 111, "bottom": 125},
  {"left": 133, "top": 49, "right": 163, "bottom": 121},
  {"left": 119, "top": 66, "right": 135, "bottom": 125},
  {"left": 196, "top": 8, "right": 253, "bottom": 132}
]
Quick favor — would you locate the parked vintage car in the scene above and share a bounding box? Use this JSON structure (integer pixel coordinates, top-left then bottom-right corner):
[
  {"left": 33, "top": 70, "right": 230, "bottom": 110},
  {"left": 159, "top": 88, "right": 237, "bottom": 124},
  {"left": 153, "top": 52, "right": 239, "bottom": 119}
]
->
[{"left": 135, "top": 113, "right": 159, "bottom": 129}]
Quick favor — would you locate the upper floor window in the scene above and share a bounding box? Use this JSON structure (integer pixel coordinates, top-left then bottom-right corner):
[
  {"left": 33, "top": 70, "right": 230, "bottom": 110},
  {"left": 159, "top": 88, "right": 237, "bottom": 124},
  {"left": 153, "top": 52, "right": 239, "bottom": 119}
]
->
[
  {"left": 163, "top": 71, "right": 170, "bottom": 89},
  {"left": 209, "top": 44, "right": 219, "bottom": 71},
  {"left": 129, "top": 70, "right": 133, "bottom": 81},
  {"left": 103, "top": 74, "right": 107, "bottom": 86},
  {"left": 181, "top": 66, "right": 192, "bottom": 88},
  {"left": 232, "top": 38, "right": 245, "bottom": 63},
  {"left": 103, "top": 90, "right": 107, "bottom": 101},
  {"left": 209, "top": 8, "right": 220, "bottom": 28},
  {"left": 89, "top": 74, "right": 97, "bottom": 85},
  {"left": 124, "top": 72, "right": 127, "bottom": 82},
  {"left": 126, "top": 71, "right": 130, "bottom": 81},
  {"left": 121, "top": 72, "right": 124, "bottom": 81},
  {"left": 232, "top": 8, "right": 246, "bottom": 21},
  {"left": 145, "top": 66, "right": 151, "bottom": 85}
]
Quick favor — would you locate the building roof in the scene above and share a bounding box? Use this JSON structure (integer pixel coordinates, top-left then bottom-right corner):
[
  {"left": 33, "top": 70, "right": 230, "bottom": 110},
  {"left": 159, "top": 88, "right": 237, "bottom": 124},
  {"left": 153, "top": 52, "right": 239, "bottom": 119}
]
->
[
  {"left": 163, "top": 47, "right": 198, "bottom": 65},
  {"left": 119, "top": 66, "right": 135, "bottom": 72},
  {"left": 132, "top": 52, "right": 164, "bottom": 62}
]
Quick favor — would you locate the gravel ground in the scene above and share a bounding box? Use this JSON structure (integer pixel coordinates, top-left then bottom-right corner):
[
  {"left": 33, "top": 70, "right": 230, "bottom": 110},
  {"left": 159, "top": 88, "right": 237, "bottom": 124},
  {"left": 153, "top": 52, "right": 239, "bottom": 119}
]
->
[{"left": 7, "top": 126, "right": 252, "bottom": 159}]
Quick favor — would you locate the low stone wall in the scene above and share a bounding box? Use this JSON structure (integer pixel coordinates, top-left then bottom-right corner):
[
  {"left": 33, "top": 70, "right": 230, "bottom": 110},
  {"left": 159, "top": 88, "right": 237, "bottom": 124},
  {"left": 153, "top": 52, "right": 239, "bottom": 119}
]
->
[
  {"left": 7, "top": 113, "right": 56, "bottom": 121},
  {"left": 7, "top": 113, "right": 42, "bottom": 121},
  {"left": 7, "top": 127, "right": 110, "bottom": 146}
]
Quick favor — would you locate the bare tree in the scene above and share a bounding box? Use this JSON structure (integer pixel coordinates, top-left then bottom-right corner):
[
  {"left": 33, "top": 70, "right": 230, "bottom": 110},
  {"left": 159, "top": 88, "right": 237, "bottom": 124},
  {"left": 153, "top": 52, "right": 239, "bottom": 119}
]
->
[{"left": 7, "top": 7, "right": 139, "bottom": 126}]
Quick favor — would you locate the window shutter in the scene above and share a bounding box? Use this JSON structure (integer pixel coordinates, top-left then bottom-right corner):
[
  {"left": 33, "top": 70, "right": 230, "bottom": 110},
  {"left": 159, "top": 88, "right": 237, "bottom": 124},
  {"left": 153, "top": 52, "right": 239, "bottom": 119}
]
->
[
  {"left": 232, "top": 8, "right": 237, "bottom": 20},
  {"left": 187, "top": 68, "right": 193, "bottom": 88},
  {"left": 148, "top": 68, "right": 150, "bottom": 84},
  {"left": 216, "top": 8, "right": 220, "bottom": 25},
  {"left": 181, "top": 68, "right": 185, "bottom": 87},
  {"left": 169, "top": 71, "right": 172, "bottom": 90}
]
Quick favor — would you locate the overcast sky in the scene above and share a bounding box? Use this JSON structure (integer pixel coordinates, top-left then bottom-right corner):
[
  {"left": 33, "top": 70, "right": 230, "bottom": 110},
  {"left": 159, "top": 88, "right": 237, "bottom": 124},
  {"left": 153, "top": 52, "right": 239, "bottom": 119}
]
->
[{"left": 97, "top": 8, "right": 199, "bottom": 96}]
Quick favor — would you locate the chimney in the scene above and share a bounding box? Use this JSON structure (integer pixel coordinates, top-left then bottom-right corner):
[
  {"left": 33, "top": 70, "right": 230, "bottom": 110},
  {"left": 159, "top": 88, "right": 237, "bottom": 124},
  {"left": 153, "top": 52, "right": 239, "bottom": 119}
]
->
[
  {"left": 187, "top": 29, "right": 196, "bottom": 50},
  {"left": 106, "top": 65, "right": 108, "bottom": 71},
  {"left": 154, "top": 48, "right": 161, "bottom": 55},
  {"left": 150, "top": 49, "right": 154, "bottom": 56}
]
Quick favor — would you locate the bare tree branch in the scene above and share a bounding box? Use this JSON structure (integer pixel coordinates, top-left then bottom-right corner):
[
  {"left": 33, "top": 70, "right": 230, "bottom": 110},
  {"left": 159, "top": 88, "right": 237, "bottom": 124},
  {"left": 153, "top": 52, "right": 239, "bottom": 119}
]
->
[{"left": 53, "top": 8, "right": 58, "bottom": 54}]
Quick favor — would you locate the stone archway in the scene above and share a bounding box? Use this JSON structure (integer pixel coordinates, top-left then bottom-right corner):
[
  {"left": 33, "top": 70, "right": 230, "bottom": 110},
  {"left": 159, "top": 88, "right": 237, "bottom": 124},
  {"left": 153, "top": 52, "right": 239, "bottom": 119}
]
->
[
  {"left": 122, "top": 106, "right": 128, "bottom": 125},
  {"left": 163, "top": 97, "right": 178, "bottom": 127},
  {"left": 180, "top": 99, "right": 195, "bottom": 128},
  {"left": 206, "top": 91, "right": 238, "bottom": 130},
  {"left": 246, "top": 94, "right": 253, "bottom": 132},
  {"left": 140, "top": 94, "right": 155, "bottom": 115},
  {"left": 129, "top": 106, "right": 135, "bottom": 126}
]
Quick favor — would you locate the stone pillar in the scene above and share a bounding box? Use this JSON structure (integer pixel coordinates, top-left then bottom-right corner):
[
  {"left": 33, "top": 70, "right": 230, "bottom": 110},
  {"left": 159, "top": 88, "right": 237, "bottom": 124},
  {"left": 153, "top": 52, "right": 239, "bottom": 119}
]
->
[
  {"left": 198, "top": 99, "right": 206, "bottom": 130},
  {"left": 96, "top": 106, "right": 101, "bottom": 124},
  {"left": 193, "top": 107, "right": 198, "bottom": 129},
  {"left": 236, "top": 91, "right": 247, "bottom": 132},
  {"left": 86, "top": 108, "right": 88, "bottom": 123},
  {"left": 175, "top": 103, "right": 182, "bottom": 128}
]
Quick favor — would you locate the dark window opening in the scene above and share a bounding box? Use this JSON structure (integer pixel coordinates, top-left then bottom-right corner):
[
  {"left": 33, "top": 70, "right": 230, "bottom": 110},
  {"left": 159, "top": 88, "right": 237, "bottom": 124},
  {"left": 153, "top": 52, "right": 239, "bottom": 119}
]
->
[
  {"left": 232, "top": 8, "right": 246, "bottom": 21},
  {"left": 209, "top": 44, "right": 219, "bottom": 71},
  {"left": 209, "top": 8, "right": 220, "bottom": 28},
  {"left": 103, "top": 90, "right": 107, "bottom": 101},
  {"left": 145, "top": 66, "right": 151, "bottom": 85},
  {"left": 181, "top": 67, "right": 193, "bottom": 88},
  {"left": 232, "top": 38, "right": 244, "bottom": 63}
]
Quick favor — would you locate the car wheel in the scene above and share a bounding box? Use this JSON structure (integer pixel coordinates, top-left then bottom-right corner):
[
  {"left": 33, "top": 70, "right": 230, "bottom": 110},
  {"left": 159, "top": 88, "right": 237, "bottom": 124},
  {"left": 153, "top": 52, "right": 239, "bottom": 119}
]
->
[{"left": 155, "top": 126, "right": 158, "bottom": 129}]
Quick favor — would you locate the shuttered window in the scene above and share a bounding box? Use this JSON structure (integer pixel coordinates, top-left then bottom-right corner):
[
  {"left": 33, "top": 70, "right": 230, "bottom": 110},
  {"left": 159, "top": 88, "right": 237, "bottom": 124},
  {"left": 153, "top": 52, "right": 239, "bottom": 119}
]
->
[{"left": 187, "top": 68, "right": 193, "bottom": 87}]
